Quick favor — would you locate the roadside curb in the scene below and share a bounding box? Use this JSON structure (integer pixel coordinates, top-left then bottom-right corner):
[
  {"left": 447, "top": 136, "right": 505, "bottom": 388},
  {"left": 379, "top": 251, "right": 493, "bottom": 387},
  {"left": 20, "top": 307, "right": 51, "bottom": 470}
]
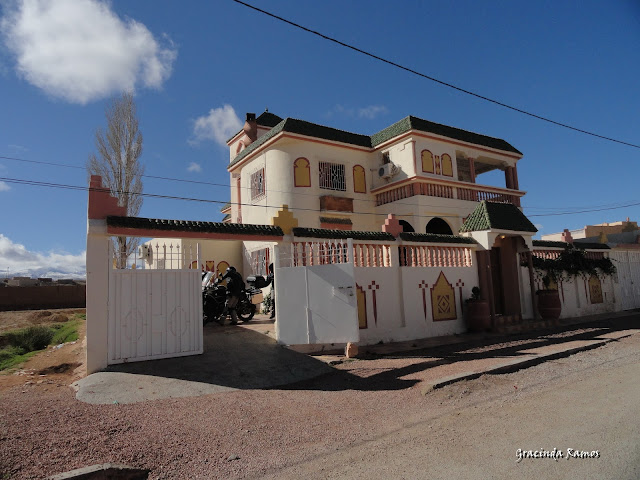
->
[{"left": 419, "top": 334, "right": 634, "bottom": 395}]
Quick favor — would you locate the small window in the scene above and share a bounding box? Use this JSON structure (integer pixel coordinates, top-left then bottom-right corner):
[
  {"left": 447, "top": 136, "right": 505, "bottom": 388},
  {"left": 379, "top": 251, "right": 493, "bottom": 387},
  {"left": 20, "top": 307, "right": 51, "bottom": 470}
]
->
[
  {"left": 353, "top": 165, "right": 366, "bottom": 193},
  {"left": 294, "top": 157, "right": 311, "bottom": 187},
  {"left": 250, "top": 168, "right": 265, "bottom": 200},
  {"left": 319, "top": 162, "right": 346, "bottom": 191},
  {"left": 382, "top": 152, "right": 391, "bottom": 164},
  {"left": 421, "top": 150, "right": 434, "bottom": 173}
]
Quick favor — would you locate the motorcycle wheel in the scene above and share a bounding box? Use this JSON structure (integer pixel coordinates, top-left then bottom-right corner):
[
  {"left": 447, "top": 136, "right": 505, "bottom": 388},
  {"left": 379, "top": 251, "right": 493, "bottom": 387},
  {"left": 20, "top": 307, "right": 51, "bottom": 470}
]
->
[{"left": 237, "top": 301, "right": 256, "bottom": 322}]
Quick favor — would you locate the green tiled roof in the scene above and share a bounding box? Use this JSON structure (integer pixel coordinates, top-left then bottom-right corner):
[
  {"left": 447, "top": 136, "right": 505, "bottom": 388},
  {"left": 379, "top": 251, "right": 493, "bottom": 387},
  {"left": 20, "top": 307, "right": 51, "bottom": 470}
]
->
[
  {"left": 106, "top": 216, "right": 283, "bottom": 236},
  {"left": 220, "top": 202, "right": 231, "bottom": 212},
  {"left": 533, "top": 240, "right": 610, "bottom": 250},
  {"left": 399, "top": 232, "right": 477, "bottom": 244},
  {"left": 230, "top": 114, "right": 520, "bottom": 169},
  {"left": 459, "top": 201, "right": 537, "bottom": 233},
  {"left": 256, "top": 111, "right": 283, "bottom": 127},
  {"left": 371, "top": 116, "right": 522, "bottom": 154},
  {"left": 574, "top": 242, "right": 610, "bottom": 250},
  {"left": 319, "top": 217, "right": 353, "bottom": 225},
  {"left": 292, "top": 227, "right": 395, "bottom": 241},
  {"left": 222, "top": 214, "right": 231, "bottom": 222}
]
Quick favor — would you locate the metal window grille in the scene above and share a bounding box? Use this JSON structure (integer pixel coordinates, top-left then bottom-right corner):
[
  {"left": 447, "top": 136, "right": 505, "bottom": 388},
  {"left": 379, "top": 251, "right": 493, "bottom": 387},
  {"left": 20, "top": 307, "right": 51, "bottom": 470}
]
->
[
  {"left": 319, "top": 162, "right": 346, "bottom": 191},
  {"left": 248, "top": 248, "right": 270, "bottom": 276},
  {"left": 250, "top": 168, "right": 265, "bottom": 200}
]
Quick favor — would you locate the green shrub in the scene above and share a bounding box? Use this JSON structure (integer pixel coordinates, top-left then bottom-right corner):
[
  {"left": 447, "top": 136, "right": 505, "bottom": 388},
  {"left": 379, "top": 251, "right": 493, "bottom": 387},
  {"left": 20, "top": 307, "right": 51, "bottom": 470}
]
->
[
  {"left": 5, "top": 326, "right": 55, "bottom": 351},
  {"left": 51, "top": 319, "right": 80, "bottom": 344},
  {"left": 0, "top": 346, "right": 38, "bottom": 371}
]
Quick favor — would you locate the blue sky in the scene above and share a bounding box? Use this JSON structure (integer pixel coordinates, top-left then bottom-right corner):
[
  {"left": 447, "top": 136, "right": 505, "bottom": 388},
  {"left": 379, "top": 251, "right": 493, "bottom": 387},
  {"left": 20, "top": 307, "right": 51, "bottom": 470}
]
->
[{"left": 0, "top": 0, "right": 639, "bottom": 278}]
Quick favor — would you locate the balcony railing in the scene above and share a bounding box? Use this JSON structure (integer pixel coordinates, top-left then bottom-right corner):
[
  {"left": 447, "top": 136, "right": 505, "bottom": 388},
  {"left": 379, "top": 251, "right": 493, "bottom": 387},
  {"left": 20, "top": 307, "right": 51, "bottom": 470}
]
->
[{"left": 374, "top": 179, "right": 523, "bottom": 207}]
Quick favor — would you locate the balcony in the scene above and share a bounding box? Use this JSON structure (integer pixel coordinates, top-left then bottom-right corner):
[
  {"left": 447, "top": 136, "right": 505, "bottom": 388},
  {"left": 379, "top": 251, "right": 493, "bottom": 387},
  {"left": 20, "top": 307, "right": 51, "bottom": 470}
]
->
[{"left": 373, "top": 177, "right": 524, "bottom": 207}]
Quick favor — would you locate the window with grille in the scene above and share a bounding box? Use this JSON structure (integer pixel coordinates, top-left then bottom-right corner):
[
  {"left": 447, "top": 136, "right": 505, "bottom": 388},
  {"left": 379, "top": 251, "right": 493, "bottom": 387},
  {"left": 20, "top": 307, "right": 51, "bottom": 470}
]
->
[
  {"left": 250, "top": 168, "right": 265, "bottom": 200},
  {"left": 319, "top": 162, "right": 346, "bottom": 191},
  {"left": 250, "top": 248, "right": 269, "bottom": 276}
]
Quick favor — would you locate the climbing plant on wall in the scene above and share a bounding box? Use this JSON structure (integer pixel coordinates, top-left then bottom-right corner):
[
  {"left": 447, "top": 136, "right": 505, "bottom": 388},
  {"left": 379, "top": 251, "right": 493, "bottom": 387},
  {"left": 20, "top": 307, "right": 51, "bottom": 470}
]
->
[{"left": 532, "top": 245, "right": 616, "bottom": 287}]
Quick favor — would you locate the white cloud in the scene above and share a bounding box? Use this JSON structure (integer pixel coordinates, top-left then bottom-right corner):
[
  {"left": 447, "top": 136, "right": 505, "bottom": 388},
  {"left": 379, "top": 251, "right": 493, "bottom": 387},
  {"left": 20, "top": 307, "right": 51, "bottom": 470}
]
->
[
  {"left": 0, "top": 181, "right": 10, "bottom": 192},
  {"left": 8, "top": 143, "right": 27, "bottom": 153},
  {"left": 187, "top": 162, "right": 202, "bottom": 173},
  {"left": 327, "top": 104, "right": 388, "bottom": 120},
  {"left": 0, "top": 234, "right": 85, "bottom": 279},
  {"left": 191, "top": 104, "right": 242, "bottom": 147},
  {"left": 0, "top": 0, "right": 177, "bottom": 104},
  {"left": 358, "top": 105, "right": 388, "bottom": 119}
]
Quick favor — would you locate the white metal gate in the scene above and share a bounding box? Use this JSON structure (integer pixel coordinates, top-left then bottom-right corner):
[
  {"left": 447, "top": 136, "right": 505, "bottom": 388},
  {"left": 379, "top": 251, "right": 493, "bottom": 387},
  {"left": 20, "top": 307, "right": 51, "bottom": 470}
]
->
[
  {"left": 611, "top": 250, "right": 640, "bottom": 310},
  {"left": 274, "top": 239, "right": 359, "bottom": 345},
  {"left": 107, "top": 242, "right": 203, "bottom": 364}
]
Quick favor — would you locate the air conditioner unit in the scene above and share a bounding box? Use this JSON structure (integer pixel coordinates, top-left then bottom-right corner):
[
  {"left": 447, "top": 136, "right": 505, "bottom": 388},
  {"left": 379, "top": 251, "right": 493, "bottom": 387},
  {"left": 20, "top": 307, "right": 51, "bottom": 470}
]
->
[
  {"left": 378, "top": 163, "right": 398, "bottom": 179},
  {"left": 138, "top": 244, "right": 152, "bottom": 262}
]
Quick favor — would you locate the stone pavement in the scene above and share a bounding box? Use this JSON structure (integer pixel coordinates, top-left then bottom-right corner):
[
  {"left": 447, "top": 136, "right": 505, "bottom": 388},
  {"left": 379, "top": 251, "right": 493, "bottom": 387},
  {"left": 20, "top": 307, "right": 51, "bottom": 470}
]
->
[{"left": 74, "top": 310, "right": 639, "bottom": 405}]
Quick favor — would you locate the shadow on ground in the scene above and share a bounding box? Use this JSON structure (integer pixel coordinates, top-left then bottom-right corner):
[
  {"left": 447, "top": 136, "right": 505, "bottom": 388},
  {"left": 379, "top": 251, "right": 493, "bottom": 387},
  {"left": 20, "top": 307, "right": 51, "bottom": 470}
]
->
[{"left": 75, "top": 311, "right": 639, "bottom": 404}]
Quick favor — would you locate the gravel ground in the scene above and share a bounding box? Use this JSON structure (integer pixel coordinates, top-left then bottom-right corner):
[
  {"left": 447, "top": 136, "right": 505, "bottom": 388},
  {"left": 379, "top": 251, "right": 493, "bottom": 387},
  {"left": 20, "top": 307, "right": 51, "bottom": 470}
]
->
[{"left": 1, "top": 326, "right": 638, "bottom": 479}]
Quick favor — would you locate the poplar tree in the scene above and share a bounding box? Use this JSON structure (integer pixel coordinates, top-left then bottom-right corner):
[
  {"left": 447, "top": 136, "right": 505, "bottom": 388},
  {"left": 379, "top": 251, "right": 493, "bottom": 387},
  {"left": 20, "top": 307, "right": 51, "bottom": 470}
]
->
[{"left": 88, "top": 92, "right": 144, "bottom": 268}]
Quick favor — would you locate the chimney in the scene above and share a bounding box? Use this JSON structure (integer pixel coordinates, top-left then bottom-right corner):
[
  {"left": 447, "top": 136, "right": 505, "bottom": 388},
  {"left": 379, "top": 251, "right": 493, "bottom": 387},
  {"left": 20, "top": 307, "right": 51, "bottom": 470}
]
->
[
  {"left": 561, "top": 228, "right": 574, "bottom": 244},
  {"left": 243, "top": 113, "right": 258, "bottom": 143}
]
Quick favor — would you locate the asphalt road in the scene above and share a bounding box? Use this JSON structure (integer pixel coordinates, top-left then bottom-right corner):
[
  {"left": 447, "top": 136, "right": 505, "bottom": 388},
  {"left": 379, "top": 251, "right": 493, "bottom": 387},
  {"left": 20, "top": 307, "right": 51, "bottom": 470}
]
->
[{"left": 263, "top": 336, "right": 640, "bottom": 480}]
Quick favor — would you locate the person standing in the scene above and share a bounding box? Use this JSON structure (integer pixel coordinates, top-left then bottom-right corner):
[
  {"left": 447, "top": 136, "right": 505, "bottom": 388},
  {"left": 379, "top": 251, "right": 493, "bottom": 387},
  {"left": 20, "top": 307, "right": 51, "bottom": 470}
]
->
[
  {"left": 217, "top": 266, "right": 245, "bottom": 325},
  {"left": 266, "top": 263, "right": 275, "bottom": 319}
]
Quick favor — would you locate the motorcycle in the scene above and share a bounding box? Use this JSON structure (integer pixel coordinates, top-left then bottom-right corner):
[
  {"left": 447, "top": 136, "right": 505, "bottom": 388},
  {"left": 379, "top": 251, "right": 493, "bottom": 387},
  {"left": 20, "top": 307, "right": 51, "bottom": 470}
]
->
[{"left": 202, "top": 272, "right": 265, "bottom": 324}]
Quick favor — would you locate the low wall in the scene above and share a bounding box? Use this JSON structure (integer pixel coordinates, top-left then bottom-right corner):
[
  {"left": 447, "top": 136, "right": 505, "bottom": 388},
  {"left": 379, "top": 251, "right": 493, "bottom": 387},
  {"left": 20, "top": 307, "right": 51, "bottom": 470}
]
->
[{"left": 0, "top": 285, "right": 86, "bottom": 311}]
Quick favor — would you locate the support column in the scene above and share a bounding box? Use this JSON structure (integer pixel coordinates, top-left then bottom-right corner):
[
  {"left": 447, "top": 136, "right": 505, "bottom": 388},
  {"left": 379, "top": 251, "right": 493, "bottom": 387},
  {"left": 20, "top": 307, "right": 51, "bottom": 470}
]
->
[
  {"left": 527, "top": 251, "right": 538, "bottom": 320},
  {"left": 476, "top": 250, "right": 495, "bottom": 328},
  {"left": 468, "top": 157, "right": 476, "bottom": 184},
  {"left": 86, "top": 232, "right": 110, "bottom": 374},
  {"left": 505, "top": 166, "right": 515, "bottom": 190}
]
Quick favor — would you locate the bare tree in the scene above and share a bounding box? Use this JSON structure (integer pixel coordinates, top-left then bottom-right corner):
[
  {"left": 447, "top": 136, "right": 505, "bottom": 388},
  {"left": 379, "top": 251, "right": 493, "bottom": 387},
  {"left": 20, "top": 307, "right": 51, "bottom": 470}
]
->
[{"left": 88, "top": 92, "right": 144, "bottom": 268}]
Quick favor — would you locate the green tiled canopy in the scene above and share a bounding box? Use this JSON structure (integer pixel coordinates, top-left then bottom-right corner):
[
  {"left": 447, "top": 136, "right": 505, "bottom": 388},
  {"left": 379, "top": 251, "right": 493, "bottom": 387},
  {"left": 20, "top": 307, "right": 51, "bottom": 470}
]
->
[{"left": 459, "top": 201, "right": 537, "bottom": 233}]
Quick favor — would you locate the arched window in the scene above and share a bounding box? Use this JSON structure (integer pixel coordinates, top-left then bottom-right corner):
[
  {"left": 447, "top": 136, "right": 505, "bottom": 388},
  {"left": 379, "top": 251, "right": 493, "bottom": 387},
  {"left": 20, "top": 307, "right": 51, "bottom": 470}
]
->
[
  {"left": 421, "top": 150, "right": 434, "bottom": 174},
  {"left": 399, "top": 220, "right": 415, "bottom": 232},
  {"left": 353, "top": 165, "right": 366, "bottom": 193},
  {"left": 441, "top": 153, "right": 453, "bottom": 177},
  {"left": 294, "top": 157, "right": 311, "bottom": 187},
  {"left": 426, "top": 217, "right": 453, "bottom": 235}
]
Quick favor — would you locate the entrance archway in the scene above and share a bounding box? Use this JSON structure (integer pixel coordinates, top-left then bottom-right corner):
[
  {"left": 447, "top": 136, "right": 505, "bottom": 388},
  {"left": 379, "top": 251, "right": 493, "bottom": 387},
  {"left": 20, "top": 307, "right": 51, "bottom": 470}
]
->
[{"left": 426, "top": 217, "right": 453, "bottom": 235}]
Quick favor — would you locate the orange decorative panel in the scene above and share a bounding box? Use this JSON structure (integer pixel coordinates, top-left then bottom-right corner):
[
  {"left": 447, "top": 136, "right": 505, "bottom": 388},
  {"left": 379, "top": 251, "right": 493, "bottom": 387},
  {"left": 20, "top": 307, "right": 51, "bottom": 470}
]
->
[
  {"left": 430, "top": 271, "right": 457, "bottom": 321},
  {"left": 353, "top": 165, "right": 366, "bottom": 193},
  {"left": 441, "top": 154, "right": 453, "bottom": 177},
  {"left": 421, "top": 150, "right": 434, "bottom": 173},
  {"left": 588, "top": 275, "right": 603, "bottom": 304},
  {"left": 294, "top": 157, "right": 311, "bottom": 187}
]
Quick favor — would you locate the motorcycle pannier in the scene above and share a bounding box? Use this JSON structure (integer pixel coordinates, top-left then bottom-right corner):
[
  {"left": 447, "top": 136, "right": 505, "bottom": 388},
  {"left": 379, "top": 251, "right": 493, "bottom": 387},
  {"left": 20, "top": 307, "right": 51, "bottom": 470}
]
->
[{"left": 246, "top": 275, "right": 269, "bottom": 289}]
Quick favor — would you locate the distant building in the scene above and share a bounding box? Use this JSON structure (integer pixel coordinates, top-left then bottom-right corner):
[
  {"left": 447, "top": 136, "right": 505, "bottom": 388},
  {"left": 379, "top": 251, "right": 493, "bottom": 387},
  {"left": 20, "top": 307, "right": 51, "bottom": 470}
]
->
[{"left": 542, "top": 218, "right": 638, "bottom": 241}]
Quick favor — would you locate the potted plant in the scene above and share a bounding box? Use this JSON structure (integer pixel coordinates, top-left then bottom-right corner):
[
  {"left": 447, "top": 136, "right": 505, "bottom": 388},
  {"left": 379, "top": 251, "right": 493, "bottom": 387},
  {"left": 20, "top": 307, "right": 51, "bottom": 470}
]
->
[
  {"left": 536, "top": 274, "right": 562, "bottom": 320},
  {"left": 465, "top": 287, "right": 491, "bottom": 332}
]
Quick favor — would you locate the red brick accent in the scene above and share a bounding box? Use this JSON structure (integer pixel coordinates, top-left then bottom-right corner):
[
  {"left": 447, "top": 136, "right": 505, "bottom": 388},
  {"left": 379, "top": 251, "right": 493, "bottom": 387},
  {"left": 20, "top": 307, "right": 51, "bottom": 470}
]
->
[
  {"left": 320, "top": 222, "right": 353, "bottom": 231},
  {"left": 320, "top": 195, "right": 354, "bottom": 212},
  {"left": 382, "top": 213, "right": 403, "bottom": 238},
  {"left": 561, "top": 229, "right": 574, "bottom": 244},
  {"left": 88, "top": 175, "right": 127, "bottom": 220}
]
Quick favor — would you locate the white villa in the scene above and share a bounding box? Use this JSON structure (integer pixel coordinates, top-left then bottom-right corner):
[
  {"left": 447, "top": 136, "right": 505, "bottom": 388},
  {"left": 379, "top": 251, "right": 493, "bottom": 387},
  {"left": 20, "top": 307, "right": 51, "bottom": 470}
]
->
[{"left": 222, "top": 111, "right": 524, "bottom": 236}]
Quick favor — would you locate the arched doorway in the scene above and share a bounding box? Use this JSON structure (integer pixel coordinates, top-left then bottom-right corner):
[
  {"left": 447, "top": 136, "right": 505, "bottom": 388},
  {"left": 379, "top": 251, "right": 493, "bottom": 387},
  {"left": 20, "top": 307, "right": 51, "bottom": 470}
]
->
[
  {"left": 399, "top": 220, "right": 415, "bottom": 232},
  {"left": 426, "top": 217, "right": 453, "bottom": 235}
]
